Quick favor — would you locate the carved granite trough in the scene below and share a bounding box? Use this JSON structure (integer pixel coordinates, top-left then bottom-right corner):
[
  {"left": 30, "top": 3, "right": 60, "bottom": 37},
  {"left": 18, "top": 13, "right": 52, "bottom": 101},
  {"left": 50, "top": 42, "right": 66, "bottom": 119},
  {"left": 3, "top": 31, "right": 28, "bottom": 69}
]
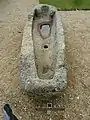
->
[{"left": 20, "top": 4, "right": 67, "bottom": 95}]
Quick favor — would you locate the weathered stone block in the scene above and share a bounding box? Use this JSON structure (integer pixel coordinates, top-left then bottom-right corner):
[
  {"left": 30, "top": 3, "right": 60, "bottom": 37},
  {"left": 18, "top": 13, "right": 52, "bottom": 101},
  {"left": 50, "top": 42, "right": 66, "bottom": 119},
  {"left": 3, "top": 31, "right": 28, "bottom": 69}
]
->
[{"left": 20, "top": 4, "right": 67, "bottom": 96}]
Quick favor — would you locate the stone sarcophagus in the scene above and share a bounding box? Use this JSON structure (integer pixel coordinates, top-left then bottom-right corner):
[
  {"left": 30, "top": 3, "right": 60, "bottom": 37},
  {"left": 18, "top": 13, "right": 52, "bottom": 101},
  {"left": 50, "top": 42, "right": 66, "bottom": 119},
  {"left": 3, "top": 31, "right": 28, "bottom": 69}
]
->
[{"left": 20, "top": 4, "right": 67, "bottom": 96}]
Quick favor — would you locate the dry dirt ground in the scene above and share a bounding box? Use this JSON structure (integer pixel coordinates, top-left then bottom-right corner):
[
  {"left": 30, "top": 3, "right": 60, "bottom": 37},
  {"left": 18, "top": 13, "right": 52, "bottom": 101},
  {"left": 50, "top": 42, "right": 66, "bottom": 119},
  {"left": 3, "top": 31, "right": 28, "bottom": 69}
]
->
[{"left": 0, "top": 0, "right": 90, "bottom": 120}]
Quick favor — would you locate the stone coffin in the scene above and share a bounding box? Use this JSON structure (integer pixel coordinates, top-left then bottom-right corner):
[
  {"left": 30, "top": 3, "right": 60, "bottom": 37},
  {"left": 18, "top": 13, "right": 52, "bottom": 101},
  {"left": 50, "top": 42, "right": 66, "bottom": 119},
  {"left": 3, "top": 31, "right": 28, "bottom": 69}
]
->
[{"left": 20, "top": 4, "right": 67, "bottom": 95}]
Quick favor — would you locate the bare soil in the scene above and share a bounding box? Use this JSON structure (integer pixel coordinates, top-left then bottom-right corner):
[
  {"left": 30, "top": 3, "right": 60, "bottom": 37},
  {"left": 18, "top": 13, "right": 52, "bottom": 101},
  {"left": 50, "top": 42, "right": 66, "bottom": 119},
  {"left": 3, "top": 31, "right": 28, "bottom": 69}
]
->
[
  {"left": 60, "top": 11, "right": 90, "bottom": 120},
  {"left": 0, "top": 0, "right": 90, "bottom": 119}
]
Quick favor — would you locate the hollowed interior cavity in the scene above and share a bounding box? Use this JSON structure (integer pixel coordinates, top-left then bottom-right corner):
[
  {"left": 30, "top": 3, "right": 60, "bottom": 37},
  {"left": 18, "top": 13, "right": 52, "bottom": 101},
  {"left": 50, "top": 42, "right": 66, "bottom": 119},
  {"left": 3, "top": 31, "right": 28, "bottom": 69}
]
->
[{"left": 32, "top": 6, "right": 56, "bottom": 79}]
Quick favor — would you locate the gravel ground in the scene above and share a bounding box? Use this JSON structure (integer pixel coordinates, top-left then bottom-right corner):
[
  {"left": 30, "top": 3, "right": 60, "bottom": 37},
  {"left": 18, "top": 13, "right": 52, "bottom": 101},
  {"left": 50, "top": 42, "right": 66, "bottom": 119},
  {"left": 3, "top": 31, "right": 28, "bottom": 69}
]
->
[
  {"left": 60, "top": 11, "right": 90, "bottom": 120},
  {"left": 0, "top": 0, "right": 90, "bottom": 119}
]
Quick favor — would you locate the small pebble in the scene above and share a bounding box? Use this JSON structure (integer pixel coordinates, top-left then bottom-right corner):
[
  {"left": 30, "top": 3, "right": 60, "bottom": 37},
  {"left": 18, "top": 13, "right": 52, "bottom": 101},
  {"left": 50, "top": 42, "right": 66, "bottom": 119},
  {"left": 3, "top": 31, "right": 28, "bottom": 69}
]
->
[
  {"left": 77, "top": 96, "right": 80, "bottom": 100},
  {"left": 47, "top": 110, "right": 51, "bottom": 115},
  {"left": 24, "top": 107, "right": 27, "bottom": 112},
  {"left": 19, "top": 116, "right": 22, "bottom": 119},
  {"left": 14, "top": 104, "right": 17, "bottom": 107}
]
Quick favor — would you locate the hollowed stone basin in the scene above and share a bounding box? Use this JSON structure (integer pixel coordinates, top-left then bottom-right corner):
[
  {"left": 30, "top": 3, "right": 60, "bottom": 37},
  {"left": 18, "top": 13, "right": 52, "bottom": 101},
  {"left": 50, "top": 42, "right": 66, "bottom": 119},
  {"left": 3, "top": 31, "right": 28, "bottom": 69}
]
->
[{"left": 20, "top": 4, "right": 67, "bottom": 95}]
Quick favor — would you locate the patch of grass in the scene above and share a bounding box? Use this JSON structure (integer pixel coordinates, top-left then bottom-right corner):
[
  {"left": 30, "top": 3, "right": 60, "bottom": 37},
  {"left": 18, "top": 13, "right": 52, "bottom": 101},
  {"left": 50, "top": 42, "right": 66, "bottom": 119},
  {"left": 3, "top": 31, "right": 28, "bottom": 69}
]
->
[{"left": 39, "top": 0, "right": 90, "bottom": 10}]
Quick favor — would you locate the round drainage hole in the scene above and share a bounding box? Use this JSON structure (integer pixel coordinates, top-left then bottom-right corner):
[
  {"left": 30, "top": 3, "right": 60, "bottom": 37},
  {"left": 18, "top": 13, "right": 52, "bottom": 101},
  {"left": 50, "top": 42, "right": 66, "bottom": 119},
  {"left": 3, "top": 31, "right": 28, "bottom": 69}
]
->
[{"left": 44, "top": 45, "right": 48, "bottom": 49}]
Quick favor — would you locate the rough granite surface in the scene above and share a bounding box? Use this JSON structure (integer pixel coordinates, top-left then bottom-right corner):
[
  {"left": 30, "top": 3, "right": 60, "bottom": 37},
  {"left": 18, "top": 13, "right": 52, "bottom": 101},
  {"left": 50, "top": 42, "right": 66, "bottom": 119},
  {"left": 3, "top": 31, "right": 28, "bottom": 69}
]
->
[{"left": 20, "top": 4, "right": 67, "bottom": 95}]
